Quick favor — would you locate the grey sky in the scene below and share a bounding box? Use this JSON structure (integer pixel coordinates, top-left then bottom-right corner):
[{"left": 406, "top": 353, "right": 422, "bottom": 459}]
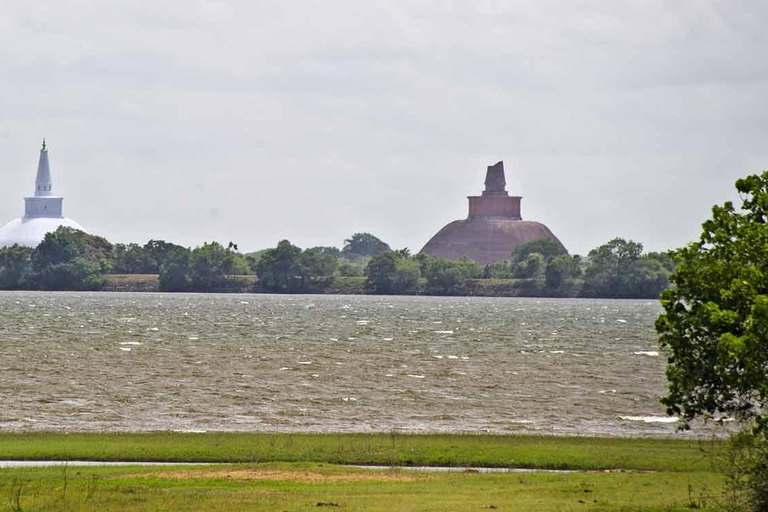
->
[{"left": 1, "top": 1, "right": 767, "bottom": 255}]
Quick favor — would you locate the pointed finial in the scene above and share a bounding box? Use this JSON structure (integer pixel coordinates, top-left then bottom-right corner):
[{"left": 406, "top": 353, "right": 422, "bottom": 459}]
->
[{"left": 41, "top": 138, "right": 47, "bottom": 151}]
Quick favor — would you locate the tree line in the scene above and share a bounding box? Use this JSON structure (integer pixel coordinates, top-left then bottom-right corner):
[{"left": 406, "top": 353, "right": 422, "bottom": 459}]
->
[
  {"left": 0, "top": 228, "right": 673, "bottom": 298},
  {"left": 362, "top": 237, "right": 674, "bottom": 298}
]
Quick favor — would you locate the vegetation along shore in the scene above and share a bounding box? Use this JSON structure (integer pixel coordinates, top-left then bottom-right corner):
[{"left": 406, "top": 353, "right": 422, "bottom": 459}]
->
[{"left": 0, "top": 230, "right": 674, "bottom": 298}]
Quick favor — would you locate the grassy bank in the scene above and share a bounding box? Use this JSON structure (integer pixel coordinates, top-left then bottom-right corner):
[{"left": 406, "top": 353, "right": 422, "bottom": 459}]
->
[
  {"left": 0, "top": 434, "right": 725, "bottom": 510},
  {"left": 103, "top": 274, "right": 159, "bottom": 292},
  {"left": 0, "top": 432, "right": 716, "bottom": 472},
  {"left": 0, "top": 462, "right": 723, "bottom": 511}
]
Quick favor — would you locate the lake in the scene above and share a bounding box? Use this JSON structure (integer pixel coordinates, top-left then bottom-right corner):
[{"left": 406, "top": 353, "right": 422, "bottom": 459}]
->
[{"left": 0, "top": 291, "right": 698, "bottom": 437}]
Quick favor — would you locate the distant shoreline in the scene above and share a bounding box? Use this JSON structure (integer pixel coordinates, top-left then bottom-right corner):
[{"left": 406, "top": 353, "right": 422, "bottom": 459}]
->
[{"left": 97, "top": 274, "right": 659, "bottom": 299}]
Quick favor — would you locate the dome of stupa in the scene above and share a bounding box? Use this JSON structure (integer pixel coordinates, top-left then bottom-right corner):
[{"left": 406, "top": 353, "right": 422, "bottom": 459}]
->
[
  {"left": 421, "top": 161, "right": 565, "bottom": 265},
  {"left": 0, "top": 140, "right": 87, "bottom": 248}
]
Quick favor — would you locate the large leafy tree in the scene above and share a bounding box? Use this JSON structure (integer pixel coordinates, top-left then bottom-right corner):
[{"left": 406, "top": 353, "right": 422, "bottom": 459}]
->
[
  {"left": 113, "top": 243, "right": 152, "bottom": 274},
  {"left": 582, "top": 238, "right": 643, "bottom": 297},
  {"left": 513, "top": 252, "right": 546, "bottom": 280},
  {"left": 32, "top": 227, "right": 112, "bottom": 290},
  {"left": 582, "top": 238, "right": 671, "bottom": 298},
  {"left": 511, "top": 238, "right": 566, "bottom": 264},
  {"left": 657, "top": 171, "right": 768, "bottom": 430},
  {"left": 256, "top": 240, "right": 336, "bottom": 292},
  {"left": 145, "top": 239, "right": 186, "bottom": 272},
  {"left": 421, "top": 256, "right": 480, "bottom": 295},
  {"left": 545, "top": 254, "right": 582, "bottom": 289},
  {"left": 365, "top": 250, "right": 419, "bottom": 294},
  {"left": 158, "top": 247, "right": 191, "bottom": 291},
  {"left": 256, "top": 240, "right": 303, "bottom": 292},
  {"left": 189, "top": 242, "right": 238, "bottom": 290},
  {"left": 342, "top": 233, "right": 391, "bottom": 258},
  {"left": 0, "top": 244, "right": 34, "bottom": 289}
]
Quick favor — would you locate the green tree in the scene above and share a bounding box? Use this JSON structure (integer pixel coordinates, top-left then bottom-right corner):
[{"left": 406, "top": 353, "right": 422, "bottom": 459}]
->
[
  {"left": 0, "top": 244, "right": 34, "bottom": 289},
  {"left": 303, "top": 252, "right": 338, "bottom": 282},
  {"left": 483, "top": 260, "right": 513, "bottom": 279},
  {"left": 582, "top": 238, "right": 644, "bottom": 297},
  {"left": 582, "top": 238, "right": 673, "bottom": 298},
  {"left": 253, "top": 240, "right": 330, "bottom": 292},
  {"left": 657, "top": 171, "right": 768, "bottom": 430},
  {"left": 144, "top": 239, "right": 186, "bottom": 273},
  {"left": 511, "top": 238, "right": 566, "bottom": 264},
  {"left": 337, "top": 262, "right": 364, "bottom": 277},
  {"left": 31, "top": 227, "right": 112, "bottom": 290},
  {"left": 513, "top": 252, "right": 546, "bottom": 280},
  {"left": 79, "top": 232, "right": 114, "bottom": 273},
  {"left": 231, "top": 253, "right": 254, "bottom": 275},
  {"left": 158, "top": 247, "right": 191, "bottom": 291},
  {"left": 255, "top": 240, "right": 303, "bottom": 292},
  {"left": 342, "top": 233, "right": 391, "bottom": 258},
  {"left": 256, "top": 241, "right": 337, "bottom": 292},
  {"left": 656, "top": 171, "right": 768, "bottom": 510},
  {"left": 189, "top": 242, "right": 238, "bottom": 290},
  {"left": 422, "top": 256, "right": 481, "bottom": 295},
  {"left": 545, "top": 254, "right": 581, "bottom": 289},
  {"left": 112, "top": 243, "right": 151, "bottom": 274},
  {"left": 626, "top": 257, "right": 671, "bottom": 299},
  {"left": 646, "top": 251, "right": 676, "bottom": 273},
  {"left": 365, "top": 250, "right": 419, "bottom": 294}
]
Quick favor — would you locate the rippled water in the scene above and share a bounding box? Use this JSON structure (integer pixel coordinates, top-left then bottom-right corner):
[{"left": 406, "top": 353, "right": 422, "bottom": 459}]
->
[{"left": 0, "top": 291, "right": 696, "bottom": 437}]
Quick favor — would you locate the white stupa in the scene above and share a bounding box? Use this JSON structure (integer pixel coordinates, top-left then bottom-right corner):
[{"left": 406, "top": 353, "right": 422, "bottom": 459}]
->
[{"left": 0, "top": 140, "right": 86, "bottom": 248}]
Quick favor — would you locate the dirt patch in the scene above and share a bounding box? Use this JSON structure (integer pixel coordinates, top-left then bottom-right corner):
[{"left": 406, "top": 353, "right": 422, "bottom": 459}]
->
[{"left": 122, "top": 468, "right": 420, "bottom": 483}]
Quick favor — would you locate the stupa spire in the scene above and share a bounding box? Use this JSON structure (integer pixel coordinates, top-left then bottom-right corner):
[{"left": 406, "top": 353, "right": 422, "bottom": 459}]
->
[
  {"left": 35, "top": 138, "right": 53, "bottom": 197},
  {"left": 482, "top": 161, "right": 508, "bottom": 197},
  {"left": 0, "top": 141, "right": 86, "bottom": 248},
  {"left": 24, "top": 140, "right": 63, "bottom": 219}
]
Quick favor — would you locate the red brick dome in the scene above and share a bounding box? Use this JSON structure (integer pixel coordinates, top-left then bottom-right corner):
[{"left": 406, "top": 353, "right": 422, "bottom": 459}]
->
[
  {"left": 421, "top": 218, "right": 564, "bottom": 265},
  {"left": 420, "top": 161, "right": 566, "bottom": 265}
]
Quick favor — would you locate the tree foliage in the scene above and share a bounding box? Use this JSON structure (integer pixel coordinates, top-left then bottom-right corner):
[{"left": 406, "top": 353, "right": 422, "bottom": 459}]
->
[
  {"left": 365, "top": 250, "right": 419, "bottom": 294},
  {"left": 307, "top": 246, "right": 342, "bottom": 258},
  {"left": 113, "top": 240, "right": 198, "bottom": 275},
  {"left": 0, "top": 244, "right": 34, "bottom": 289},
  {"left": 342, "top": 232, "right": 391, "bottom": 258},
  {"left": 512, "top": 238, "right": 566, "bottom": 264},
  {"left": 31, "top": 227, "right": 112, "bottom": 290},
  {"left": 583, "top": 238, "right": 672, "bottom": 298},
  {"left": 483, "top": 260, "right": 512, "bottom": 279},
  {"left": 657, "top": 171, "right": 768, "bottom": 431},
  {"left": 483, "top": 238, "right": 579, "bottom": 293},
  {"left": 113, "top": 243, "right": 152, "bottom": 274},
  {"left": 1, "top": 230, "right": 676, "bottom": 298},
  {"left": 256, "top": 240, "right": 337, "bottom": 292},
  {"left": 513, "top": 252, "right": 546, "bottom": 280},
  {"left": 337, "top": 261, "right": 364, "bottom": 277},
  {"left": 421, "top": 256, "right": 481, "bottom": 295},
  {"left": 158, "top": 247, "right": 191, "bottom": 292},
  {"left": 145, "top": 239, "right": 186, "bottom": 273},
  {"left": 189, "top": 242, "right": 238, "bottom": 290},
  {"left": 545, "top": 254, "right": 582, "bottom": 289}
]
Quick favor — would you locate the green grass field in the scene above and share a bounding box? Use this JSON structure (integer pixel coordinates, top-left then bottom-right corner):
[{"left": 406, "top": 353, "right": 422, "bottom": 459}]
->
[
  {"left": 0, "top": 432, "right": 727, "bottom": 511},
  {"left": 0, "top": 432, "right": 718, "bottom": 472},
  {"left": 0, "top": 462, "right": 722, "bottom": 511}
]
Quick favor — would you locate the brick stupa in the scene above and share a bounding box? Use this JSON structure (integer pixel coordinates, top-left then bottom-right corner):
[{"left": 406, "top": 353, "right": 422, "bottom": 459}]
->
[{"left": 420, "top": 161, "right": 565, "bottom": 265}]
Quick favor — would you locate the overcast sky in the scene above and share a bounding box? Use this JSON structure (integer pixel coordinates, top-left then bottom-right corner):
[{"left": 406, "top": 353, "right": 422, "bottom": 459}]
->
[{"left": 1, "top": 1, "right": 766, "bottom": 255}]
